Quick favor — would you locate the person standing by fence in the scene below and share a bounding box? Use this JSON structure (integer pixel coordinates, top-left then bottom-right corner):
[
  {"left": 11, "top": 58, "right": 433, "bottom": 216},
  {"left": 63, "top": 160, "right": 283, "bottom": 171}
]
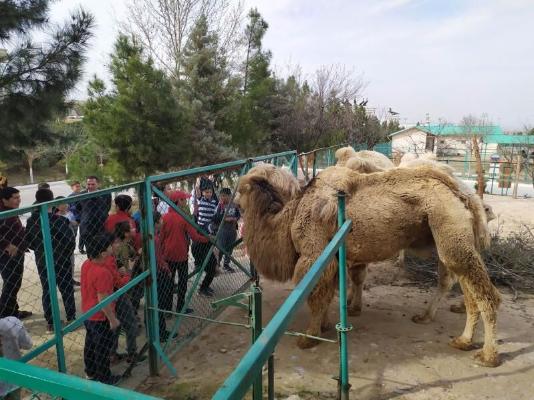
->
[
  {"left": 160, "top": 191, "right": 208, "bottom": 321},
  {"left": 26, "top": 189, "right": 76, "bottom": 332},
  {"left": 193, "top": 183, "right": 219, "bottom": 297},
  {"left": 76, "top": 176, "right": 111, "bottom": 255},
  {"left": 81, "top": 233, "right": 121, "bottom": 385},
  {"left": 0, "top": 187, "right": 32, "bottom": 320},
  {"left": 213, "top": 188, "right": 240, "bottom": 273}
]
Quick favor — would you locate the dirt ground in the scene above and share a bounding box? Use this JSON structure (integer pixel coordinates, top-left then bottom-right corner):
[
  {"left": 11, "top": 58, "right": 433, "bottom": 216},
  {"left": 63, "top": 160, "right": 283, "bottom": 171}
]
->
[{"left": 137, "top": 194, "right": 534, "bottom": 400}]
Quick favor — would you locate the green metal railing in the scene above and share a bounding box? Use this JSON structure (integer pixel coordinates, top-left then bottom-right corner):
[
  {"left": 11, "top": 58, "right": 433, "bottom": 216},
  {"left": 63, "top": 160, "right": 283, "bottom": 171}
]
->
[
  {"left": 1, "top": 147, "right": 356, "bottom": 399},
  {"left": 0, "top": 358, "right": 159, "bottom": 400},
  {"left": 213, "top": 194, "right": 353, "bottom": 400},
  {"left": 0, "top": 150, "right": 295, "bottom": 392}
]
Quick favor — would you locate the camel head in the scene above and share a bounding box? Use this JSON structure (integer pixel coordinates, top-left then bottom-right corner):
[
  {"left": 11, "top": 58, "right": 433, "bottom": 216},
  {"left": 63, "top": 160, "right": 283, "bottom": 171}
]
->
[
  {"left": 236, "top": 163, "right": 301, "bottom": 214},
  {"left": 335, "top": 146, "right": 357, "bottom": 167}
]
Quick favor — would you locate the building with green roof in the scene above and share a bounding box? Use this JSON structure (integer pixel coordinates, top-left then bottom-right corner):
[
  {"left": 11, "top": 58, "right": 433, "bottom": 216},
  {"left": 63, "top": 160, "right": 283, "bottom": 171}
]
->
[{"left": 389, "top": 124, "right": 534, "bottom": 157}]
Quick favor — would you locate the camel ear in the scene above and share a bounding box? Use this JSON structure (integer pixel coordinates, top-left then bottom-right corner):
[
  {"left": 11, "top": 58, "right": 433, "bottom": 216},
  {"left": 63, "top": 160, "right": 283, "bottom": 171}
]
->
[{"left": 248, "top": 176, "right": 284, "bottom": 214}]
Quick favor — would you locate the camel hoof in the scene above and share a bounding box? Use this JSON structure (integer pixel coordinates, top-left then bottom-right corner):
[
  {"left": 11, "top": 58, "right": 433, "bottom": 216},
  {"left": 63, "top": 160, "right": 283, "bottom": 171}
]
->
[
  {"left": 297, "top": 336, "right": 321, "bottom": 349},
  {"left": 348, "top": 308, "right": 362, "bottom": 317},
  {"left": 474, "top": 350, "right": 501, "bottom": 367},
  {"left": 411, "top": 314, "right": 432, "bottom": 324},
  {"left": 450, "top": 303, "right": 466, "bottom": 314},
  {"left": 449, "top": 337, "right": 476, "bottom": 351}
]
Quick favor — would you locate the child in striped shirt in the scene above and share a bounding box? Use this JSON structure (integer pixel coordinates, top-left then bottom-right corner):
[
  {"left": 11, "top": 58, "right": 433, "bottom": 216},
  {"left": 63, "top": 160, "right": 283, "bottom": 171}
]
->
[{"left": 192, "top": 184, "right": 218, "bottom": 297}]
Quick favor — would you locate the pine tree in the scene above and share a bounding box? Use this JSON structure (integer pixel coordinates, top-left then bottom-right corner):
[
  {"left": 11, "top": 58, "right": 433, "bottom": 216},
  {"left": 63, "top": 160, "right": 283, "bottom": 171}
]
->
[
  {"left": 83, "top": 35, "right": 188, "bottom": 180},
  {"left": 181, "top": 15, "right": 237, "bottom": 165},
  {"left": 0, "top": 1, "right": 94, "bottom": 152},
  {"left": 230, "top": 8, "right": 276, "bottom": 155}
]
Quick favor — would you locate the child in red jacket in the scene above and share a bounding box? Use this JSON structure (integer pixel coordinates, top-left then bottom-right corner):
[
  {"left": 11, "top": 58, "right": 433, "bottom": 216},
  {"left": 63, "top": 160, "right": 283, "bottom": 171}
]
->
[{"left": 160, "top": 191, "right": 208, "bottom": 318}]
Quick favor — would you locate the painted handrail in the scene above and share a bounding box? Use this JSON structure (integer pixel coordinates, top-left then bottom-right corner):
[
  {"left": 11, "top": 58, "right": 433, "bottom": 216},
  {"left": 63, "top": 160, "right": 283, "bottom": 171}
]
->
[
  {"left": 0, "top": 358, "right": 161, "bottom": 400},
  {"left": 212, "top": 219, "right": 353, "bottom": 400}
]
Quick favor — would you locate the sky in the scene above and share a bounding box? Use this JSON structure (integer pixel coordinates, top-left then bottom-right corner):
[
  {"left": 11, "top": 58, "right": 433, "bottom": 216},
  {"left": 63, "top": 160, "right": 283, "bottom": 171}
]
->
[{"left": 48, "top": 0, "right": 534, "bottom": 131}]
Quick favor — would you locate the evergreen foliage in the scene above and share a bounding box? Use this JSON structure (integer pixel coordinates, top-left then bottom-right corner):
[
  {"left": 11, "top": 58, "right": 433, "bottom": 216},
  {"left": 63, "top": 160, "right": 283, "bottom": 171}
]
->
[
  {"left": 0, "top": 0, "right": 94, "bottom": 151},
  {"left": 84, "top": 35, "right": 189, "bottom": 179}
]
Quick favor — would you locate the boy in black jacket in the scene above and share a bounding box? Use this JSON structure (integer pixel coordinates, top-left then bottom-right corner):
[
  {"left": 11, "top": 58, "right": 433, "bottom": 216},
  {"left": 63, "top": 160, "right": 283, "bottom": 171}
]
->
[{"left": 26, "top": 189, "right": 76, "bottom": 332}]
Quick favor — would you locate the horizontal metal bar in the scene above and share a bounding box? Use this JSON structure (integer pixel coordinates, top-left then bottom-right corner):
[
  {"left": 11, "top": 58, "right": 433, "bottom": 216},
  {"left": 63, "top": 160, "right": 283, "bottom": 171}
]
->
[
  {"left": 284, "top": 330, "right": 337, "bottom": 343},
  {"left": 0, "top": 358, "right": 160, "bottom": 400},
  {"left": 212, "top": 220, "right": 353, "bottom": 400},
  {"left": 150, "top": 308, "right": 251, "bottom": 329},
  {"left": 251, "top": 150, "right": 297, "bottom": 162},
  {"left": 298, "top": 144, "right": 346, "bottom": 157},
  {"left": 147, "top": 160, "right": 246, "bottom": 183},
  {"left": 1, "top": 181, "right": 143, "bottom": 218}
]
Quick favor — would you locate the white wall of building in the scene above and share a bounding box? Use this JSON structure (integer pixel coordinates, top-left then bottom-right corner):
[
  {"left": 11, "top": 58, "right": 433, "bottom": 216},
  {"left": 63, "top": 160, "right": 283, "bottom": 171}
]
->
[{"left": 391, "top": 128, "right": 428, "bottom": 155}]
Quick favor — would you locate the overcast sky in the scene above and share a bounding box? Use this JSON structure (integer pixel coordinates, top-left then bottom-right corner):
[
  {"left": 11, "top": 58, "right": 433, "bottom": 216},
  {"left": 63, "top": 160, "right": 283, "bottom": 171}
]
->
[{"left": 49, "top": 0, "right": 534, "bottom": 131}]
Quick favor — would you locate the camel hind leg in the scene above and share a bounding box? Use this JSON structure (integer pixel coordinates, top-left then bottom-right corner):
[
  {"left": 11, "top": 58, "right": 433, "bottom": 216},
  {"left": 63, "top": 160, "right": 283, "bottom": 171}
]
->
[
  {"left": 292, "top": 256, "right": 337, "bottom": 349},
  {"left": 428, "top": 208, "right": 501, "bottom": 367},
  {"left": 449, "top": 280, "right": 479, "bottom": 351},
  {"left": 412, "top": 260, "right": 457, "bottom": 324},
  {"left": 348, "top": 264, "right": 367, "bottom": 316}
]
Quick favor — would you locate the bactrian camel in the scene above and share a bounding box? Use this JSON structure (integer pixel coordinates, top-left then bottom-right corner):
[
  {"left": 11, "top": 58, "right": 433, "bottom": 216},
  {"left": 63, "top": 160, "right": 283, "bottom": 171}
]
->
[
  {"left": 335, "top": 146, "right": 496, "bottom": 323},
  {"left": 236, "top": 163, "right": 501, "bottom": 367}
]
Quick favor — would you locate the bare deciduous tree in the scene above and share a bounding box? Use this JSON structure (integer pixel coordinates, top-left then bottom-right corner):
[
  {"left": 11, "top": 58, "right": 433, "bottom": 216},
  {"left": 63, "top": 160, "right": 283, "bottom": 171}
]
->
[
  {"left": 17, "top": 144, "right": 49, "bottom": 184},
  {"left": 462, "top": 114, "right": 493, "bottom": 199},
  {"left": 122, "top": 0, "right": 244, "bottom": 80}
]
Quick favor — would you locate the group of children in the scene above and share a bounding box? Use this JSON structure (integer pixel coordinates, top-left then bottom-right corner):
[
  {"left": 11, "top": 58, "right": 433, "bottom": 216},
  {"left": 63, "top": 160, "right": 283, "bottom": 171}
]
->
[{"left": 79, "top": 182, "right": 241, "bottom": 384}]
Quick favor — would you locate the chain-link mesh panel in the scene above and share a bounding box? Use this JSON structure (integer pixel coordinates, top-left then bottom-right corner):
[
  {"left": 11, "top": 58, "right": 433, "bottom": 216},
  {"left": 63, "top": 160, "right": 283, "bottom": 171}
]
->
[
  {"left": 1, "top": 183, "right": 151, "bottom": 387},
  {"left": 151, "top": 155, "right": 297, "bottom": 355}
]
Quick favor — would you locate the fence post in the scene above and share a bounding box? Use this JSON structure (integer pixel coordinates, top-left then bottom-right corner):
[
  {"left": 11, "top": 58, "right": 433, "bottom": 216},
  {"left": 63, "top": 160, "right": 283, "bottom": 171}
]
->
[
  {"left": 251, "top": 284, "right": 263, "bottom": 400},
  {"left": 513, "top": 155, "right": 522, "bottom": 199},
  {"left": 140, "top": 181, "right": 160, "bottom": 376},
  {"left": 39, "top": 205, "right": 67, "bottom": 373},
  {"left": 336, "top": 192, "right": 351, "bottom": 400},
  {"left": 290, "top": 153, "right": 298, "bottom": 177},
  {"left": 267, "top": 354, "right": 275, "bottom": 400}
]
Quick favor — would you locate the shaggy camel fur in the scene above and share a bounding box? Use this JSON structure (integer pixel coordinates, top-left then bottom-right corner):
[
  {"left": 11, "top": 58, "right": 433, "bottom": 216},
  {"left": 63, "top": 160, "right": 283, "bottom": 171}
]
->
[
  {"left": 335, "top": 147, "right": 496, "bottom": 323},
  {"left": 236, "top": 164, "right": 501, "bottom": 367},
  {"left": 335, "top": 147, "right": 395, "bottom": 172}
]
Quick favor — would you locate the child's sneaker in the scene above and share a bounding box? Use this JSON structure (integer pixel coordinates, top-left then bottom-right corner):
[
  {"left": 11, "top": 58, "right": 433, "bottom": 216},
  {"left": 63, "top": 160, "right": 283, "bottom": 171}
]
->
[{"left": 223, "top": 266, "right": 236, "bottom": 273}]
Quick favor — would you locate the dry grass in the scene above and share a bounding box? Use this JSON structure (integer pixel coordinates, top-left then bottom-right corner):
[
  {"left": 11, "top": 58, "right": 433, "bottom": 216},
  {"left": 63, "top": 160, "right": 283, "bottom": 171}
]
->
[{"left": 405, "top": 222, "right": 534, "bottom": 296}]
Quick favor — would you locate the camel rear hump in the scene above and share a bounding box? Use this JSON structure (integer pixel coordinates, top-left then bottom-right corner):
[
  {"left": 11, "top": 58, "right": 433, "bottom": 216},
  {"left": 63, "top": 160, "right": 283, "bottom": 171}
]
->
[{"left": 388, "top": 166, "right": 490, "bottom": 251}]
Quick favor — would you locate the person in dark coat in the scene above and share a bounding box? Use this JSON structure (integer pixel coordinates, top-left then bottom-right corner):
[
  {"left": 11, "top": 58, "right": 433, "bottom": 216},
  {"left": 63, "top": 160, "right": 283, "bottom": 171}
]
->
[
  {"left": 0, "top": 187, "right": 32, "bottom": 319},
  {"left": 76, "top": 176, "right": 111, "bottom": 255},
  {"left": 26, "top": 189, "right": 76, "bottom": 332}
]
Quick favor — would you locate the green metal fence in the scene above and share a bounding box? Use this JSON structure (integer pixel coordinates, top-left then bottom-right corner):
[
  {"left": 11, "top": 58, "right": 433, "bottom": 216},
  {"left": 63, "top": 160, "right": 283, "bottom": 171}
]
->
[
  {"left": 438, "top": 150, "right": 534, "bottom": 197},
  {"left": 0, "top": 358, "right": 159, "bottom": 400},
  {"left": 0, "top": 150, "right": 299, "bottom": 396},
  {"left": 213, "top": 194, "right": 353, "bottom": 399}
]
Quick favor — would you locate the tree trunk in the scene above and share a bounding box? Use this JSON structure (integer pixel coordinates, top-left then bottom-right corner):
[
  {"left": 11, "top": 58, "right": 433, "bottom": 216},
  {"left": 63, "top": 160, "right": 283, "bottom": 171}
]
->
[
  {"left": 65, "top": 160, "right": 69, "bottom": 175},
  {"left": 472, "top": 136, "right": 484, "bottom": 198},
  {"left": 27, "top": 156, "right": 34, "bottom": 184}
]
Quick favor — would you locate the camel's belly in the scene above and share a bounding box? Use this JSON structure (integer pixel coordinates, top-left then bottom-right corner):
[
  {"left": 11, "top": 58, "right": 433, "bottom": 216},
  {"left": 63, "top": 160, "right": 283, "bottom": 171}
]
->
[{"left": 345, "top": 200, "right": 430, "bottom": 263}]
